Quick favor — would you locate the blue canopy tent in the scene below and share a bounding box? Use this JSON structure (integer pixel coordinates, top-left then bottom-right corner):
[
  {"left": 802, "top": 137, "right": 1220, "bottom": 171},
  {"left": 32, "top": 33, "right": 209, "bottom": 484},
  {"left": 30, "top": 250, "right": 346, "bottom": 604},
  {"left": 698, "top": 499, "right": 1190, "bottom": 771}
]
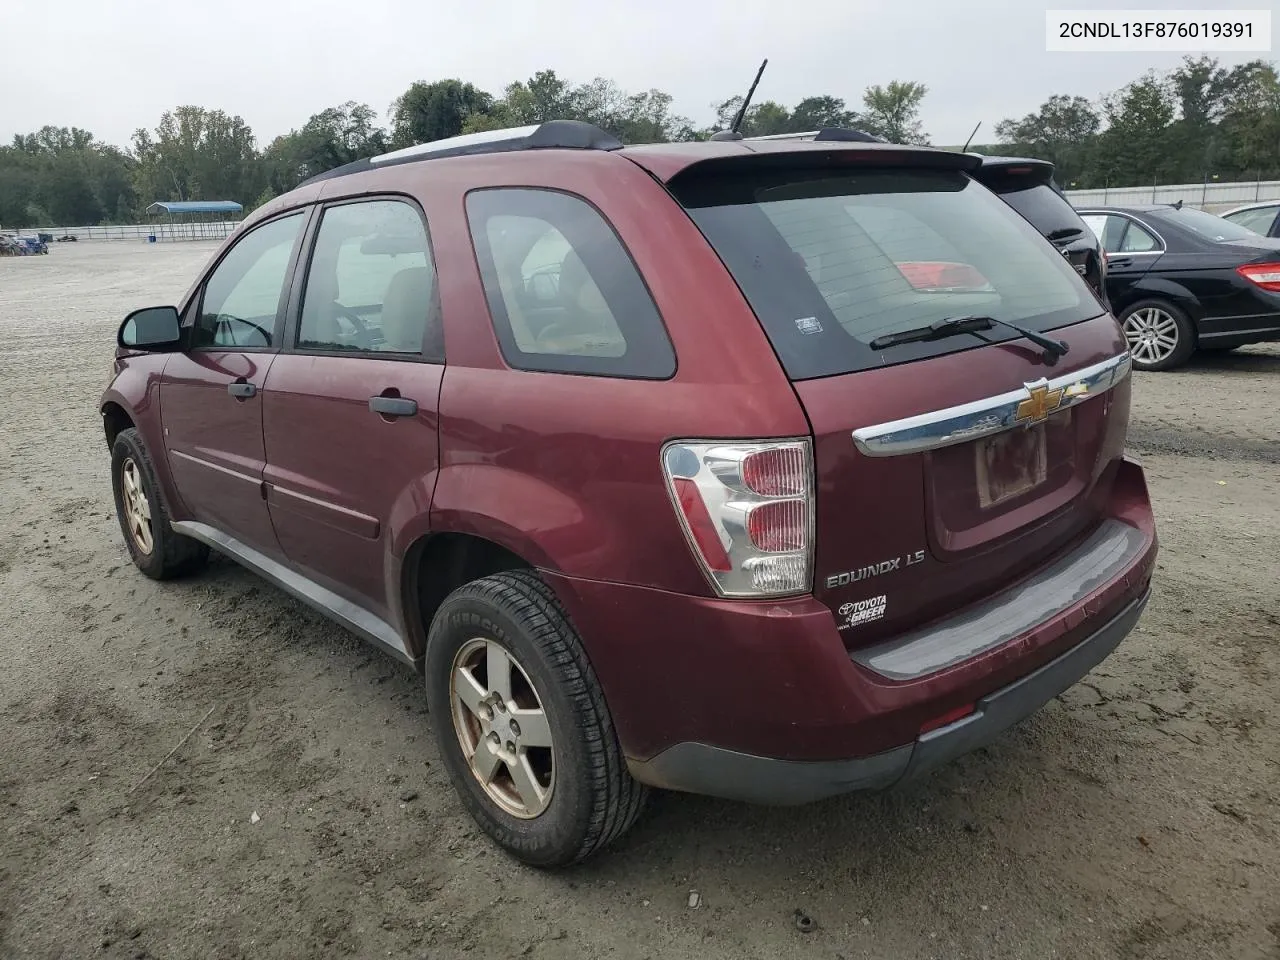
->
[{"left": 144, "top": 200, "right": 244, "bottom": 241}]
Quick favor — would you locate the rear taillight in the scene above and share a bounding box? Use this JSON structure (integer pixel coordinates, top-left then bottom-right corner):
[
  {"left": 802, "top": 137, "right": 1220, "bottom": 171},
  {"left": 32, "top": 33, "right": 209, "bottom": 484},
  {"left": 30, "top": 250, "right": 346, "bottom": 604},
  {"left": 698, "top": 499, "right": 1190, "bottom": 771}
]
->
[
  {"left": 662, "top": 439, "right": 814, "bottom": 598},
  {"left": 1236, "top": 262, "right": 1280, "bottom": 292}
]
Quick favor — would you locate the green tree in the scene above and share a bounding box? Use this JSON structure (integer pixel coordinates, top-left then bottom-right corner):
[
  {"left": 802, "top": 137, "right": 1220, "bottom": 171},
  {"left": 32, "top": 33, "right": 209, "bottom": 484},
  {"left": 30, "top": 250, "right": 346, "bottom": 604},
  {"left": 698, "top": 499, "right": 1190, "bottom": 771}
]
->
[
  {"left": 0, "top": 149, "right": 39, "bottom": 227},
  {"left": 389, "top": 80, "right": 495, "bottom": 148},
  {"left": 708, "top": 96, "right": 793, "bottom": 137},
  {"left": 0, "top": 126, "right": 134, "bottom": 225},
  {"left": 995, "top": 95, "right": 1100, "bottom": 184},
  {"left": 861, "top": 81, "right": 930, "bottom": 144},
  {"left": 263, "top": 101, "right": 387, "bottom": 195},
  {"left": 1217, "top": 60, "right": 1280, "bottom": 179},
  {"left": 1091, "top": 72, "right": 1178, "bottom": 187},
  {"left": 132, "top": 107, "right": 262, "bottom": 205},
  {"left": 790, "top": 95, "right": 860, "bottom": 131}
]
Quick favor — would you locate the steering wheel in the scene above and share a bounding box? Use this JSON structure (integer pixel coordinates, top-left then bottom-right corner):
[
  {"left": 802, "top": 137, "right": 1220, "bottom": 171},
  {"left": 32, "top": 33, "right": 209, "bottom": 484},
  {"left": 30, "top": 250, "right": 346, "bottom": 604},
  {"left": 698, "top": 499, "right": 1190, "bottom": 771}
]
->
[
  {"left": 331, "top": 301, "right": 371, "bottom": 348},
  {"left": 215, "top": 314, "right": 273, "bottom": 347}
]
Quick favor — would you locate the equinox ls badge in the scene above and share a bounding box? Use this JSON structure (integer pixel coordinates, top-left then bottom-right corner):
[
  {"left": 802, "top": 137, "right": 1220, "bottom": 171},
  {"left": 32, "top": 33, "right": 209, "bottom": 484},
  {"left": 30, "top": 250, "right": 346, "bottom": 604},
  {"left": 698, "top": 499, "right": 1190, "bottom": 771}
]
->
[{"left": 825, "top": 550, "right": 925, "bottom": 588}]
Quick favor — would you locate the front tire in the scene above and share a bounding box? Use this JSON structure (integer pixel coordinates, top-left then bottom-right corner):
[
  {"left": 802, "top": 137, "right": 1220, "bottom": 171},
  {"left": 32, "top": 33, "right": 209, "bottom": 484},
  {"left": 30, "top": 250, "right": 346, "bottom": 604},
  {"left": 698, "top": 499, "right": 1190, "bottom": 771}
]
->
[
  {"left": 111, "top": 428, "right": 208, "bottom": 579},
  {"left": 1119, "top": 299, "right": 1195, "bottom": 371},
  {"left": 425, "top": 571, "right": 647, "bottom": 866}
]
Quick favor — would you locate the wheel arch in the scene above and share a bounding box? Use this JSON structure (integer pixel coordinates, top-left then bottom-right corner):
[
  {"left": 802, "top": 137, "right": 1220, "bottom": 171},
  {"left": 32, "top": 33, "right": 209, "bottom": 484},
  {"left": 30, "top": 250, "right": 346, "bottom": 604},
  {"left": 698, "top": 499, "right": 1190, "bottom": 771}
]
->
[
  {"left": 1124, "top": 279, "right": 1204, "bottom": 325},
  {"left": 101, "top": 399, "right": 135, "bottom": 448},
  {"left": 397, "top": 529, "right": 538, "bottom": 664}
]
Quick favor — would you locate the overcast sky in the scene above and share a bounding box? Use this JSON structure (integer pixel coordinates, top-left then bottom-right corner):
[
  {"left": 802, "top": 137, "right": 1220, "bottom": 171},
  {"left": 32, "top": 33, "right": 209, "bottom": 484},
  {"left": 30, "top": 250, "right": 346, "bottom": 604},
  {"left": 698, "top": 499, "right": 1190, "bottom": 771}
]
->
[{"left": 1, "top": 0, "right": 1270, "bottom": 149}]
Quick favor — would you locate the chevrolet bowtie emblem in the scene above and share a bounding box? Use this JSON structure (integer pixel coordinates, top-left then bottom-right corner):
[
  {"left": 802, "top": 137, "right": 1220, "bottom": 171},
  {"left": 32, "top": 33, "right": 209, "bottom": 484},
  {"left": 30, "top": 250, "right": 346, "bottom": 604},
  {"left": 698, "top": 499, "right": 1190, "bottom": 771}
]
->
[{"left": 1015, "top": 380, "right": 1065, "bottom": 424}]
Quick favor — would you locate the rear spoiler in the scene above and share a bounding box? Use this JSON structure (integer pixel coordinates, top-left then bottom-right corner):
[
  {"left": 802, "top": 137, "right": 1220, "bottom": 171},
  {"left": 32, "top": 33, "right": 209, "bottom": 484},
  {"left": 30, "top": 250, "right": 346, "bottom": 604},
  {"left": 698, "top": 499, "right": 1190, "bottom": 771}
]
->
[
  {"left": 968, "top": 156, "right": 1057, "bottom": 192},
  {"left": 746, "top": 128, "right": 886, "bottom": 143},
  {"left": 666, "top": 141, "right": 983, "bottom": 186}
]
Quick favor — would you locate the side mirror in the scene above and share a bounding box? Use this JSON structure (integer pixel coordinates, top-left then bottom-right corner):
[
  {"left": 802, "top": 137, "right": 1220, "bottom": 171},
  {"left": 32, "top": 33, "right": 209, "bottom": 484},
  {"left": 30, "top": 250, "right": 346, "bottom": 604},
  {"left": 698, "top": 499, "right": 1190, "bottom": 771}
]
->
[{"left": 119, "top": 306, "right": 182, "bottom": 351}]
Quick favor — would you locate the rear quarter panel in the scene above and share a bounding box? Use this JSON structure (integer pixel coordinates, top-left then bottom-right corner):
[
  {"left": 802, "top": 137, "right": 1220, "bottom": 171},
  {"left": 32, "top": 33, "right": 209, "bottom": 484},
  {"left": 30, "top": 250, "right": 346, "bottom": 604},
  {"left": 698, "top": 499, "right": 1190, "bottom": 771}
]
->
[{"left": 371, "top": 151, "right": 811, "bottom": 591}]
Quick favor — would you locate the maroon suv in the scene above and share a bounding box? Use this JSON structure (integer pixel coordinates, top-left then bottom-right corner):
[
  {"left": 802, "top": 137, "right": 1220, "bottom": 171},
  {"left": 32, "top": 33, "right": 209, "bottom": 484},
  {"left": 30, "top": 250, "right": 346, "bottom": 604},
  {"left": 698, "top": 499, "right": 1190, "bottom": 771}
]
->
[{"left": 102, "top": 121, "right": 1157, "bottom": 866}]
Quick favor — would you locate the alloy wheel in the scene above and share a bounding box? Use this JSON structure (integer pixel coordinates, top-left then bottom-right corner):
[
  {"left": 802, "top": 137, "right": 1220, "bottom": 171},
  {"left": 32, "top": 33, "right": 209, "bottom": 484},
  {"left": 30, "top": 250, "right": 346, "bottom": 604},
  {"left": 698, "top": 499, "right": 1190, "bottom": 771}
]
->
[
  {"left": 450, "top": 637, "right": 555, "bottom": 818},
  {"left": 1123, "top": 307, "right": 1180, "bottom": 366},
  {"left": 120, "top": 457, "right": 154, "bottom": 554}
]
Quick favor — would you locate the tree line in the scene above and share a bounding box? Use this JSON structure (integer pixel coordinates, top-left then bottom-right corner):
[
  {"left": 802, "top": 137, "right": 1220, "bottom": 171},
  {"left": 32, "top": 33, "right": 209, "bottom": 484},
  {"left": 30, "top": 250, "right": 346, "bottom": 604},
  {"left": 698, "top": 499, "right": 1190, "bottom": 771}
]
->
[
  {"left": 991, "top": 56, "right": 1280, "bottom": 191},
  {"left": 1, "top": 56, "right": 1277, "bottom": 228}
]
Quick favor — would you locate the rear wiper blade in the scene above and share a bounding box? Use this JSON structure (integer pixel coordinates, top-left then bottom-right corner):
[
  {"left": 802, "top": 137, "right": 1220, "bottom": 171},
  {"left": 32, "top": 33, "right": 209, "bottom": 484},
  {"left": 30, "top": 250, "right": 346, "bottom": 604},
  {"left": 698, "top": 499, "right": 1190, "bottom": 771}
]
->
[
  {"left": 1046, "top": 226, "right": 1085, "bottom": 243},
  {"left": 871, "top": 315, "right": 1070, "bottom": 364},
  {"left": 870, "top": 315, "right": 993, "bottom": 350}
]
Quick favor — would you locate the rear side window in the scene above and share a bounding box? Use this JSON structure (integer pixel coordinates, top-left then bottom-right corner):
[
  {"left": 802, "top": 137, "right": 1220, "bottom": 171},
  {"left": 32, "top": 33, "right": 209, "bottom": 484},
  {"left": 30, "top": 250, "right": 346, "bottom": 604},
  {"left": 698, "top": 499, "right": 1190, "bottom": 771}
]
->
[
  {"left": 995, "top": 183, "right": 1092, "bottom": 242},
  {"left": 673, "top": 167, "right": 1096, "bottom": 380},
  {"left": 466, "top": 188, "right": 675, "bottom": 378},
  {"left": 298, "top": 199, "right": 441, "bottom": 359},
  {"left": 1082, "top": 215, "right": 1161, "bottom": 254}
]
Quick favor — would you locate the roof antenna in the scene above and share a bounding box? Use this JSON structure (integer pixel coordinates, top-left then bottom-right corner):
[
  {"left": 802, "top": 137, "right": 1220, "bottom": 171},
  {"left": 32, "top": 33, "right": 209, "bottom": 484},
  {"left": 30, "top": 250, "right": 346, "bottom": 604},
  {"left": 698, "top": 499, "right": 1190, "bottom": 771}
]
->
[
  {"left": 711, "top": 59, "right": 769, "bottom": 141},
  {"left": 961, "top": 121, "right": 981, "bottom": 153},
  {"left": 732, "top": 58, "right": 768, "bottom": 133}
]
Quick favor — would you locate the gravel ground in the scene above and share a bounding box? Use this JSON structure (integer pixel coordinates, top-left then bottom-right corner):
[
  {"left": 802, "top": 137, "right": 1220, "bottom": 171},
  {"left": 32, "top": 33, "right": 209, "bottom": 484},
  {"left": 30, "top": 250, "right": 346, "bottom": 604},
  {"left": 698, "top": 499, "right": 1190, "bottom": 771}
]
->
[{"left": 1, "top": 242, "right": 1277, "bottom": 960}]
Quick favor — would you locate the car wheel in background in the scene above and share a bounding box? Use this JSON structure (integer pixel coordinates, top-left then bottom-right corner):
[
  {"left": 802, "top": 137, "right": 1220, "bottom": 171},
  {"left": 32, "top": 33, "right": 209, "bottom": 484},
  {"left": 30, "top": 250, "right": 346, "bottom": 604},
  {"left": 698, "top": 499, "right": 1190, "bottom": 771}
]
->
[
  {"left": 425, "top": 570, "right": 647, "bottom": 866},
  {"left": 1118, "top": 299, "right": 1196, "bottom": 371},
  {"left": 111, "top": 428, "right": 209, "bottom": 579}
]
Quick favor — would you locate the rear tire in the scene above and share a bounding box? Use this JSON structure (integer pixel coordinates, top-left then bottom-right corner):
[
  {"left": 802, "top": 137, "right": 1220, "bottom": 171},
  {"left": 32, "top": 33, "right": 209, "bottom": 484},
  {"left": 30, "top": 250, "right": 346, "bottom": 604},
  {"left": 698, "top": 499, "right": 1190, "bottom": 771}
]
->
[
  {"left": 1118, "top": 299, "right": 1195, "bottom": 371},
  {"left": 425, "top": 570, "right": 647, "bottom": 866},
  {"left": 111, "top": 428, "right": 209, "bottom": 580}
]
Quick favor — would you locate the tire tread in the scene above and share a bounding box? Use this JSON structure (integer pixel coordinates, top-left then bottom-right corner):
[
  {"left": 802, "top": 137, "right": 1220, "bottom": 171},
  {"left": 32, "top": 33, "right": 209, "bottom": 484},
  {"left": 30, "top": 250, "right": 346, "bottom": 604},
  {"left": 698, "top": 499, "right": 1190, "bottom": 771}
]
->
[
  {"left": 113, "top": 428, "right": 208, "bottom": 579},
  {"left": 437, "top": 570, "right": 647, "bottom": 864}
]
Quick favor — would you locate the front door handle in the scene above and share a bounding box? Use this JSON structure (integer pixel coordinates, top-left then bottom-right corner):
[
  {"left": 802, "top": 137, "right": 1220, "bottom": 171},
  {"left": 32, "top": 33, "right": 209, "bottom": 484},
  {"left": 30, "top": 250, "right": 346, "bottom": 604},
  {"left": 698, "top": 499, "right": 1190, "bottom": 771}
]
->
[
  {"left": 369, "top": 395, "right": 418, "bottom": 418},
  {"left": 228, "top": 379, "right": 257, "bottom": 399}
]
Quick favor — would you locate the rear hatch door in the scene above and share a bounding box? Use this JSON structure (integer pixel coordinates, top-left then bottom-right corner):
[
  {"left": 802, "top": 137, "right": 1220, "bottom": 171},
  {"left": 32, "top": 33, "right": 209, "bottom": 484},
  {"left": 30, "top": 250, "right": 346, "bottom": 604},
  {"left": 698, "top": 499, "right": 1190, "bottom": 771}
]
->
[{"left": 668, "top": 148, "right": 1131, "bottom": 645}]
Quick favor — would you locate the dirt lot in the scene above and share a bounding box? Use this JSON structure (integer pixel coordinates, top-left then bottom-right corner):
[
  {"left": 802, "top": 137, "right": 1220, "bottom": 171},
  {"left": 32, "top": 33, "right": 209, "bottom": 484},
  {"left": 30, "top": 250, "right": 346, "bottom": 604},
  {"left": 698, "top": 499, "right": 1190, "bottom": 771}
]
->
[{"left": 1, "top": 242, "right": 1277, "bottom": 960}]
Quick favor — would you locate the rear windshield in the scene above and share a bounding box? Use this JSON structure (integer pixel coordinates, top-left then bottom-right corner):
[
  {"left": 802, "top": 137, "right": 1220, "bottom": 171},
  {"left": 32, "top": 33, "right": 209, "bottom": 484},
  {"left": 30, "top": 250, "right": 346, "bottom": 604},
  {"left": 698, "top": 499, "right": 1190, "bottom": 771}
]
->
[
  {"left": 672, "top": 167, "right": 1099, "bottom": 380},
  {"left": 1155, "top": 207, "right": 1262, "bottom": 243},
  {"left": 996, "top": 183, "right": 1092, "bottom": 240}
]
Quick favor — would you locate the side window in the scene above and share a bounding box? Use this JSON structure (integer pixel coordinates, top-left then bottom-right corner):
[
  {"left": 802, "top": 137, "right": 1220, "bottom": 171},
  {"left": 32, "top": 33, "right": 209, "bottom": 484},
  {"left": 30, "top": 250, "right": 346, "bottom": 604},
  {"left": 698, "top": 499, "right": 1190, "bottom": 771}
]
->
[
  {"left": 298, "top": 199, "right": 441, "bottom": 358},
  {"left": 466, "top": 188, "right": 676, "bottom": 378},
  {"left": 1118, "top": 219, "right": 1160, "bottom": 253},
  {"left": 194, "top": 213, "right": 304, "bottom": 349}
]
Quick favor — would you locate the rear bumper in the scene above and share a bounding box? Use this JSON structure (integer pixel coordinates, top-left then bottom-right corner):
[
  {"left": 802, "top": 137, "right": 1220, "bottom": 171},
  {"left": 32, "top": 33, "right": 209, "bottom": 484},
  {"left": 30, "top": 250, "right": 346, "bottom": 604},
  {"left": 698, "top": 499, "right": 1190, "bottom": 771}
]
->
[
  {"left": 543, "top": 457, "right": 1156, "bottom": 798},
  {"left": 627, "top": 588, "right": 1148, "bottom": 805}
]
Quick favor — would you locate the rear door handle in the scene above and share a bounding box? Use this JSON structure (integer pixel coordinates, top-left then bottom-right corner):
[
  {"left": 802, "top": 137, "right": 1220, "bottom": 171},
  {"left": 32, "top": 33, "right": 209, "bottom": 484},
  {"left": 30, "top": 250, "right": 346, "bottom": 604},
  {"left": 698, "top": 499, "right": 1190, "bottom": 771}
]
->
[
  {"left": 369, "top": 395, "right": 418, "bottom": 418},
  {"left": 228, "top": 379, "right": 257, "bottom": 399}
]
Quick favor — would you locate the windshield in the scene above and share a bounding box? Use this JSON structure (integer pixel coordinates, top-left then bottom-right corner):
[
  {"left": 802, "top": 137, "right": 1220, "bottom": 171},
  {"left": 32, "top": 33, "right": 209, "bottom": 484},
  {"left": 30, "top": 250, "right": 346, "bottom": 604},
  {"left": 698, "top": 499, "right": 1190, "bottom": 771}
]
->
[
  {"left": 673, "top": 167, "right": 1099, "bottom": 379},
  {"left": 1158, "top": 207, "right": 1262, "bottom": 243}
]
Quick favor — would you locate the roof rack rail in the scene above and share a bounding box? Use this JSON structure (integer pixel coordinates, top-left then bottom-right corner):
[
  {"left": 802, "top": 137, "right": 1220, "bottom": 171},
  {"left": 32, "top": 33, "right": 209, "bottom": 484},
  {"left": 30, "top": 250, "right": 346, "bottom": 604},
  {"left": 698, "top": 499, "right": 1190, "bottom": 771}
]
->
[
  {"left": 746, "top": 128, "right": 887, "bottom": 143},
  {"left": 300, "top": 119, "right": 624, "bottom": 187}
]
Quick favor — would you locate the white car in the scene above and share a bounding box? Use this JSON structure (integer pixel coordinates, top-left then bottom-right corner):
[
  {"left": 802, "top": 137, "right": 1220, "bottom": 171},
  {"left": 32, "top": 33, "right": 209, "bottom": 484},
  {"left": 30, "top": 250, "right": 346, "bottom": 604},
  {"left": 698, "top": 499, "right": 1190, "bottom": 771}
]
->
[{"left": 1221, "top": 201, "right": 1280, "bottom": 238}]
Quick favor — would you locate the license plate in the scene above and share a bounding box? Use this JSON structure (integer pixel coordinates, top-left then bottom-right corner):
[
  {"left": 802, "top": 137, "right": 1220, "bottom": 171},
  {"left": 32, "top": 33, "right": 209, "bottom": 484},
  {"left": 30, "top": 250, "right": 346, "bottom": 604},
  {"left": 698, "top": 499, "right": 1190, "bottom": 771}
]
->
[{"left": 975, "top": 425, "right": 1048, "bottom": 508}]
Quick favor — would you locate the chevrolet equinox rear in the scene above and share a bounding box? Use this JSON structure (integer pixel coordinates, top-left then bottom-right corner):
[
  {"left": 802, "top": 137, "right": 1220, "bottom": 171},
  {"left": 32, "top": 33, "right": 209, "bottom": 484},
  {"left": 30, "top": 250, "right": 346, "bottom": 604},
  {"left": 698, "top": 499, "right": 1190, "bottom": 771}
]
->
[{"left": 101, "top": 121, "right": 1157, "bottom": 866}]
